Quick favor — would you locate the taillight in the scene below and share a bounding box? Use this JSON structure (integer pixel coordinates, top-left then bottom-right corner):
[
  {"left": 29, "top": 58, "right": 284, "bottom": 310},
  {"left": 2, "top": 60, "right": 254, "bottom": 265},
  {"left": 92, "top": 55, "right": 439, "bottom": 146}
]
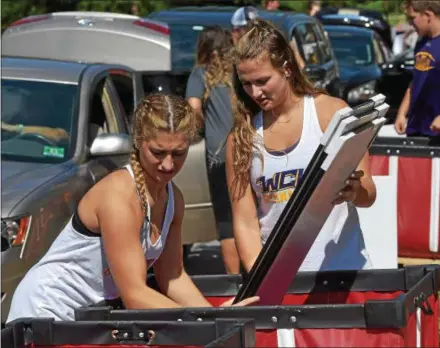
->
[
  {"left": 9, "top": 14, "right": 51, "bottom": 28},
  {"left": 108, "top": 69, "right": 131, "bottom": 77},
  {"left": 1, "top": 215, "right": 32, "bottom": 252},
  {"left": 133, "top": 19, "right": 169, "bottom": 35}
]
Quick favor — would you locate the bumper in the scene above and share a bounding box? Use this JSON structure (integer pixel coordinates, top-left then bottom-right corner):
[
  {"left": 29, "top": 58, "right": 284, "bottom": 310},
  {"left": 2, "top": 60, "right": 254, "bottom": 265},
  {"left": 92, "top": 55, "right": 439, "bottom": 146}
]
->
[{"left": 1, "top": 247, "right": 30, "bottom": 323}]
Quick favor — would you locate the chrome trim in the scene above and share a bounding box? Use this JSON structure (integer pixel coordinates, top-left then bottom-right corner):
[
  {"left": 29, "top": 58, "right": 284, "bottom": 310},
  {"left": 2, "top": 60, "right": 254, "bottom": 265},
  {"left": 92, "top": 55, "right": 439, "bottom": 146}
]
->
[
  {"left": 19, "top": 215, "right": 32, "bottom": 260},
  {"left": 52, "top": 12, "right": 140, "bottom": 20},
  {"left": 1, "top": 77, "right": 78, "bottom": 85},
  {"left": 185, "top": 203, "right": 213, "bottom": 210}
]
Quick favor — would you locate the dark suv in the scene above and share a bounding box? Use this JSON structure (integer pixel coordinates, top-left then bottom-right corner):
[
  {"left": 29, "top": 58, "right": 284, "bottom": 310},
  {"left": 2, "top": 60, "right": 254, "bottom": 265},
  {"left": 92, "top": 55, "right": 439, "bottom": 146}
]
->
[
  {"left": 148, "top": 6, "right": 341, "bottom": 98},
  {"left": 316, "top": 7, "right": 393, "bottom": 49},
  {"left": 318, "top": 10, "right": 413, "bottom": 122}
]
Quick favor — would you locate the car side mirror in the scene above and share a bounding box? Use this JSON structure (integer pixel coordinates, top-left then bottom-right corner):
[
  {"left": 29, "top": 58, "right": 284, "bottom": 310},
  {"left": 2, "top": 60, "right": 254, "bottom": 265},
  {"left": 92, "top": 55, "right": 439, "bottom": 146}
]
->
[{"left": 90, "top": 133, "right": 132, "bottom": 157}]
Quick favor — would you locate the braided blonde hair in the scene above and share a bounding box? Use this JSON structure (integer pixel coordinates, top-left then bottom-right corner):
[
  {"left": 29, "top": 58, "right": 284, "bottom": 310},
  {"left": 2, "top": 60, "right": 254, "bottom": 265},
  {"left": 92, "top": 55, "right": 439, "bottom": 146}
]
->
[{"left": 129, "top": 94, "right": 197, "bottom": 218}]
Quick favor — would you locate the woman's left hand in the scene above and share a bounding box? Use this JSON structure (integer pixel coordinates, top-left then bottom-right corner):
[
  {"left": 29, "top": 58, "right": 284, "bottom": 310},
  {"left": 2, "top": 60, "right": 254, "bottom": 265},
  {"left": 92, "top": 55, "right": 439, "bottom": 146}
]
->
[
  {"left": 333, "top": 170, "right": 364, "bottom": 205},
  {"left": 220, "top": 296, "right": 260, "bottom": 307}
]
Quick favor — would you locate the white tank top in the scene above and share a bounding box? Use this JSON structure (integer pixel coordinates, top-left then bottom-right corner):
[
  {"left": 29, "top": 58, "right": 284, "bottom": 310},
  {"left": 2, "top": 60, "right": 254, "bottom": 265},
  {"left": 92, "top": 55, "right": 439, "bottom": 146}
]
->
[
  {"left": 250, "top": 95, "right": 372, "bottom": 272},
  {"left": 7, "top": 164, "right": 175, "bottom": 322}
]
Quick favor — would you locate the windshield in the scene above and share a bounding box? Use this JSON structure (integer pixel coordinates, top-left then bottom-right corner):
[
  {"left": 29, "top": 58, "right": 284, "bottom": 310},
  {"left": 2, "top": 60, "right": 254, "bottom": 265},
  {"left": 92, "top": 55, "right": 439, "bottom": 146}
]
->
[
  {"left": 1, "top": 79, "right": 78, "bottom": 163},
  {"left": 328, "top": 34, "right": 374, "bottom": 67},
  {"left": 169, "top": 23, "right": 205, "bottom": 72}
]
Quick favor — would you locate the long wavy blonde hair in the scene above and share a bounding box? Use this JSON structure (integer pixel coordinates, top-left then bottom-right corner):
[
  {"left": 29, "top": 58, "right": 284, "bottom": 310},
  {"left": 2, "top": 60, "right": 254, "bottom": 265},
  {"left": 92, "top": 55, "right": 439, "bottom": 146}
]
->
[
  {"left": 196, "top": 26, "right": 234, "bottom": 101},
  {"left": 130, "top": 94, "right": 197, "bottom": 228},
  {"left": 230, "top": 19, "right": 325, "bottom": 199}
]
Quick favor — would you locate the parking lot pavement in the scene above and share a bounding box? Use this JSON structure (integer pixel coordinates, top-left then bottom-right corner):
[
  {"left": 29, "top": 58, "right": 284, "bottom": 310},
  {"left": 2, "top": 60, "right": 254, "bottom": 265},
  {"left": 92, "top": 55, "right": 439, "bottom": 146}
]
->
[{"left": 183, "top": 240, "right": 227, "bottom": 275}]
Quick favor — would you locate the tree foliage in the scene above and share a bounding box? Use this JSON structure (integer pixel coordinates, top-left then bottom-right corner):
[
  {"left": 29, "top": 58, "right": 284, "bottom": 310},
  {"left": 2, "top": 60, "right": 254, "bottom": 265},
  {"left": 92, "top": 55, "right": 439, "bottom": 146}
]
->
[
  {"left": 1, "top": 0, "right": 406, "bottom": 32},
  {"left": 1, "top": 0, "right": 166, "bottom": 31}
]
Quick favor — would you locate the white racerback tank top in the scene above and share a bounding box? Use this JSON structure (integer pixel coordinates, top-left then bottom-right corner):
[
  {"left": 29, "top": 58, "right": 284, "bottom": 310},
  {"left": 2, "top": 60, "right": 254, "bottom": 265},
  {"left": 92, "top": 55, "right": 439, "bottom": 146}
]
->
[
  {"left": 7, "top": 164, "right": 175, "bottom": 322},
  {"left": 250, "top": 95, "right": 372, "bottom": 272}
]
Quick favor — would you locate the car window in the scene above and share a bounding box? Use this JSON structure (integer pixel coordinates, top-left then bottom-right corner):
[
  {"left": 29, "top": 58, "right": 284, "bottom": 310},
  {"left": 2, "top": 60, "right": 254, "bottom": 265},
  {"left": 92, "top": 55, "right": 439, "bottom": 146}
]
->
[
  {"left": 88, "top": 78, "right": 121, "bottom": 145},
  {"left": 294, "top": 23, "right": 321, "bottom": 65},
  {"left": 109, "top": 72, "right": 135, "bottom": 120},
  {"left": 168, "top": 23, "right": 205, "bottom": 72},
  {"left": 289, "top": 36, "right": 305, "bottom": 69},
  {"left": 313, "top": 24, "right": 332, "bottom": 63},
  {"left": 373, "top": 38, "right": 385, "bottom": 64},
  {"left": 327, "top": 32, "right": 374, "bottom": 67},
  {"left": 378, "top": 37, "right": 392, "bottom": 62},
  {"left": 1, "top": 79, "right": 78, "bottom": 163},
  {"left": 108, "top": 72, "right": 134, "bottom": 132}
]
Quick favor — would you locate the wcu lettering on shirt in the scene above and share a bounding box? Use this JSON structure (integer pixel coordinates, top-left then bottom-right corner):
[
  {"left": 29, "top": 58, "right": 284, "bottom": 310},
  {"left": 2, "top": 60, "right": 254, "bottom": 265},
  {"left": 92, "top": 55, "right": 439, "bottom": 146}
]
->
[{"left": 256, "top": 168, "right": 304, "bottom": 203}]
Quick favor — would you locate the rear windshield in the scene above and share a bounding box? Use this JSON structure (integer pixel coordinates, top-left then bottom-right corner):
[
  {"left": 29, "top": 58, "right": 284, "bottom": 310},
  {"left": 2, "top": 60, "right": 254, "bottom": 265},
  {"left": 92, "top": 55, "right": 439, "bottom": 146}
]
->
[
  {"left": 327, "top": 34, "right": 374, "bottom": 67},
  {"left": 168, "top": 23, "right": 204, "bottom": 72},
  {"left": 1, "top": 79, "right": 78, "bottom": 163}
]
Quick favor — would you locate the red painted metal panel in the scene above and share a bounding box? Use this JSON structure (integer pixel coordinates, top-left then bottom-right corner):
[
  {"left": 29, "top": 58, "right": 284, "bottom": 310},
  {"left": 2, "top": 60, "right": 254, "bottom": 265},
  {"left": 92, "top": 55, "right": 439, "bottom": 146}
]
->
[
  {"left": 397, "top": 157, "right": 433, "bottom": 258},
  {"left": 370, "top": 155, "right": 390, "bottom": 176}
]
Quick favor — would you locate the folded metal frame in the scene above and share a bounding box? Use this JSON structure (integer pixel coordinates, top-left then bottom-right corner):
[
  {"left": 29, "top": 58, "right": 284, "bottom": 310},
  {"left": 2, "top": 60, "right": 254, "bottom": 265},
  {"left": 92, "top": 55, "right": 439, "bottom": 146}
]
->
[{"left": 234, "top": 94, "right": 389, "bottom": 305}]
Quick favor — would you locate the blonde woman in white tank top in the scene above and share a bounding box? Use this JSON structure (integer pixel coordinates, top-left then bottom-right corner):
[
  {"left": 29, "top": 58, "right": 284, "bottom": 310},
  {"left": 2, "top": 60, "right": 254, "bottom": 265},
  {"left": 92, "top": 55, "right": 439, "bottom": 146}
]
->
[
  {"left": 7, "top": 94, "right": 258, "bottom": 323},
  {"left": 226, "top": 19, "right": 376, "bottom": 273}
]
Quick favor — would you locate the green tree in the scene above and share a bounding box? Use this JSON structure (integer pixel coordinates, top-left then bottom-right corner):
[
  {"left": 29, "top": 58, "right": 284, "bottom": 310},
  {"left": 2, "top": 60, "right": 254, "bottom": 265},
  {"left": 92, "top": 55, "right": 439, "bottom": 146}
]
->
[
  {"left": 1, "top": 0, "right": 169, "bottom": 31},
  {"left": 1, "top": 0, "right": 407, "bottom": 32},
  {"left": 2, "top": 0, "right": 76, "bottom": 31}
]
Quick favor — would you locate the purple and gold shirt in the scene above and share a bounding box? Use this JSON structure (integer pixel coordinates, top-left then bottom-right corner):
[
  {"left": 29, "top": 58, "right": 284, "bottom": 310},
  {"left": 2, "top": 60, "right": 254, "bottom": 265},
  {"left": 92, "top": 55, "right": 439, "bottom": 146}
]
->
[{"left": 407, "top": 35, "right": 440, "bottom": 136}]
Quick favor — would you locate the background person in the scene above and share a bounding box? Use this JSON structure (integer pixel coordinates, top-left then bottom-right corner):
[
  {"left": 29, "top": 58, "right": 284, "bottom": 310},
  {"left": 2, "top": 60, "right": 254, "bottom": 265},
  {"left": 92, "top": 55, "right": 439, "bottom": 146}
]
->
[
  {"left": 7, "top": 94, "right": 258, "bottom": 323},
  {"left": 394, "top": 0, "right": 440, "bottom": 139},
  {"left": 226, "top": 19, "right": 376, "bottom": 274},
  {"left": 230, "top": 6, "right": 259, "bottom": 44},
  {"left": 186, "top": 27, "right": 240, "bottom": 274},
  {"left": 307, "top": 0, "right": 321, "bottom": 17},
  {"left": 262, "top": 0, "right": 280, "bottom": 11},
  {"left": 1, "top": 121, "right": 69, "bottom": 142}
]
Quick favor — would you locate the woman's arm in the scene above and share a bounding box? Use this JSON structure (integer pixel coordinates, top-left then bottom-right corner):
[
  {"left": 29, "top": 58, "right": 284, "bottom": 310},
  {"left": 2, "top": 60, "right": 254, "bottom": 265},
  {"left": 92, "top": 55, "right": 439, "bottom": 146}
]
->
[
  {"left": 316, "top": 95, "right": 377, "bottom": 208},
  {"left": 394, "top": 86, "right": 411, "bottom": 134},
  {"left": 153, "top": 184, "right": 259, "bottom": 307},
  {"left": 187, "top": 98, "right": 204, "bottom": 128},
  {"left": 225, "top": 133, "right": 262, "bottom": 273},
  {"left": 154, "top": 185, "right": 213, "bottom": 307},
  {"left": 186, "top": 67, "right": 206, "bottom": 128},
  {"left": 1, "top": 122, "right": 69, "bottom": 141},
  {"left": 98, "top": 179, "right": 182, "bottom": 309}
]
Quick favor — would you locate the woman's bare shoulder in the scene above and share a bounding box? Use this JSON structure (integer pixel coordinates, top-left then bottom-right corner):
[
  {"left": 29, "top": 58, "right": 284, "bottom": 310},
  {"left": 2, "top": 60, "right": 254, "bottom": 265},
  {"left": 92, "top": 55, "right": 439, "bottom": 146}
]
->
[
  {"left": 314, "top": 94, "right": 349, "bottom": 132},
  {"left": 77, "top": 168, "right": 143, "bottom": 232},
  {"left": 171, "top": 182, "right": 185, "bottom": 221},
  {"left": 86, "top": 168, "right": 140, "bottom": 210},
  {"left": 101, "top": 168, "right": 136, "bottom": 192}
]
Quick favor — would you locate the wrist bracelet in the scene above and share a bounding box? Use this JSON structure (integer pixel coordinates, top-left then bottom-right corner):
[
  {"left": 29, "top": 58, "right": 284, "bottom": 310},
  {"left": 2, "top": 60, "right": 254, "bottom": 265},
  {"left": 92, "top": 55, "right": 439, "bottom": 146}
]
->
[{"left": 17, "top": 124, "right": 24, "bottom": 134}]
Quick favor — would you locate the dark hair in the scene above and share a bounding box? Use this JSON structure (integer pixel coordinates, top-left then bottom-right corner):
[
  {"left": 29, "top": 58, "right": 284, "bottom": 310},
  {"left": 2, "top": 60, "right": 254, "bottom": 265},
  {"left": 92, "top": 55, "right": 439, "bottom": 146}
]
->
[
  {"left": 405, "top": 0, "right": 440, "bottom": 15},
  {"left": 195, "top": 26, "right": 234, "bottom": 101},
  {"left": 308, "top": 0, "right": 321, "bottom": 11},
  {"left": 230, "top": 19, "right": 324, "bottom": 198}
]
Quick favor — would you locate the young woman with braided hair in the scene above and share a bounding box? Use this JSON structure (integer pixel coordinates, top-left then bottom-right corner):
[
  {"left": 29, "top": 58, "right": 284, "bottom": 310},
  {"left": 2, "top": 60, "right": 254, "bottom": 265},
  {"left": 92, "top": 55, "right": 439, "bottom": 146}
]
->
[
  {"left": 7, "top": 94, "right": 258, "bottom": 323},
  {"left": 226, "top": 19, "right": 377, "bottom": 274},
  {"left": 186, "top": 26, "right": 240, "bottom": 274}
]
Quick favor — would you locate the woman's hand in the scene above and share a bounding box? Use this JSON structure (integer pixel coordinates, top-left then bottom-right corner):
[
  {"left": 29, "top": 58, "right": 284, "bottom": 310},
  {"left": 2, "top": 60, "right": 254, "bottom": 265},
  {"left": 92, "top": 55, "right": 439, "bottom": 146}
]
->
[
  {"left": 394, "top": 114, "right": 407, "bottom": 134},
  {"left": 220, "top": 296, "right": 260, "bottom": 307},
  {"left": 333, "top": 170, "right": 364, "bottom": 205},
  {"left": 1, "top": 122, "right": 17, "bottom": 132},
  {"left": 430, "top": 115, "right": 440, "bottom": 133}
]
